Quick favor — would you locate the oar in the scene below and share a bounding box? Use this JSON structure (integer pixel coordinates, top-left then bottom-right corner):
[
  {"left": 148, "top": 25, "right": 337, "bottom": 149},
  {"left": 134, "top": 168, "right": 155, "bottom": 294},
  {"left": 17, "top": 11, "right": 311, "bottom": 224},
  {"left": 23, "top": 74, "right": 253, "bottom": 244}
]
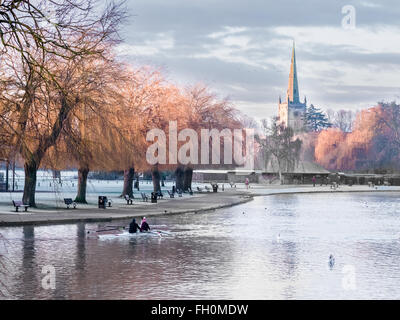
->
[
  {"left": 105, "top": 225, "right": 126, "bottom": 229},
  {"left": 95, "top": 227, "right": 121, "bottom": 233}
]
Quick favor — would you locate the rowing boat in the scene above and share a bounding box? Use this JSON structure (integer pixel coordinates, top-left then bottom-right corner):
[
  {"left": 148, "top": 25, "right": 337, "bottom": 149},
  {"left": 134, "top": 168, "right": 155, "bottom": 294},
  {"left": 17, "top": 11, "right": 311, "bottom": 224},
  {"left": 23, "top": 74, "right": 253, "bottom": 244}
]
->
[{"left": 87, "top": 230, "right": 172, "bottom": 240}]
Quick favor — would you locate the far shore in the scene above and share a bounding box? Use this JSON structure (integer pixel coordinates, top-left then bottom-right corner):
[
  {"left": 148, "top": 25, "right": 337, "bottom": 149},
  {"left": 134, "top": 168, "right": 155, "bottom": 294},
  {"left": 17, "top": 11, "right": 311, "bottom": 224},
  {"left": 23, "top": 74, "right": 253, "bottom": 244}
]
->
[{"left": 1, "top": 184, "right": 399, "bottom": 227}]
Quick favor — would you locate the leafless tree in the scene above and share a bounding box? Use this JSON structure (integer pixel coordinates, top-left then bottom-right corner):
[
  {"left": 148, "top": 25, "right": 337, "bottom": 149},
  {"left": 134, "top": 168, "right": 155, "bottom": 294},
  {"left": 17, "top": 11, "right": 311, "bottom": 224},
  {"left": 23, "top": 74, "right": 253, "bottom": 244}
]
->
[
  {"left": 373, "top": 102, "right": 400, "bottom": 150},
  {"left": 326, "top": 108, "right": 354, "bottom": 132},
  {"left": 0, "top": 0, "right": 126, "bottom": 73},
  {"left": 257, "top": 118, "right": 302, "bottom": 184}
]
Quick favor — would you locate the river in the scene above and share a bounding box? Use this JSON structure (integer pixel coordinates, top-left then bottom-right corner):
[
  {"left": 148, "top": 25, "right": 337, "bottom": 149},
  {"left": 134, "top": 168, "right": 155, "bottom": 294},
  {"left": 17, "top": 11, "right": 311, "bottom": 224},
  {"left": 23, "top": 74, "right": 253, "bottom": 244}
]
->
[{"left": 1, "top": 192, "right": 400, "bottom": 299}]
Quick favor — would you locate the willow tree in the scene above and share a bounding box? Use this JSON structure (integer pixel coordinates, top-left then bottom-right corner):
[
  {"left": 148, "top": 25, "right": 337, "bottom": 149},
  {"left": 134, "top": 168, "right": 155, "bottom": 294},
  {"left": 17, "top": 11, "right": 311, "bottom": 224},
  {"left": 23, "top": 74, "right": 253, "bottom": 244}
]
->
[
  {"left": 0, "top": 2, "right": 124, "bottom": 206},
  {"left": 42, "top": 55, "right": 128, "bottom": 203},
  {"left": 179, "top": 85, "right": 242, "bottom": 190},
  {"left": 137, "top": 78, "right": 190, "bottom": 193},
  {"left": 116, "top": 67, "right": 167, "bottom": 197}
]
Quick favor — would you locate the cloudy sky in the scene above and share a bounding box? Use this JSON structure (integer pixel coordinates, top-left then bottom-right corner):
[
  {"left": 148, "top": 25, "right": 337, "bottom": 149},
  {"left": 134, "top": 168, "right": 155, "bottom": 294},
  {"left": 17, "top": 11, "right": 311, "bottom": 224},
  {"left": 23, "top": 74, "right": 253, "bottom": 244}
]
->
[{"left": 116, "top": 0, "right": 400, "bottom": 120}]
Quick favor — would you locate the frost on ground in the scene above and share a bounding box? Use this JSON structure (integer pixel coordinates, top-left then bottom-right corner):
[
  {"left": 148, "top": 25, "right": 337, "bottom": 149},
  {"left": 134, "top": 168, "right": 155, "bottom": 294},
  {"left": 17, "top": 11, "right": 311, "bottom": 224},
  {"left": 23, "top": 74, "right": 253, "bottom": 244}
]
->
[{"left": 0, "top": 169, "right": 209, "bottom": 212}]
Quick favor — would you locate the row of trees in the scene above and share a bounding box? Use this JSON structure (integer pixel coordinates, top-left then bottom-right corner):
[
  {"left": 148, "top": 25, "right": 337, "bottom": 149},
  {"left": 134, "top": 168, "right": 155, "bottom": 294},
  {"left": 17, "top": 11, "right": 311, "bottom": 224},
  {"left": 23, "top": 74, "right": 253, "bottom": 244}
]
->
[
  {"left": 270, "top": 101, "right": 398, "bottom": 175},
  {"left": 313, "top": 102, "right": 400, "bottom": 171},
  {"left": 304, "top": 105, "right": 355, "bottom": 133},
  {"left": 0, "top": 1, "right": 244, "bottom": 206}
]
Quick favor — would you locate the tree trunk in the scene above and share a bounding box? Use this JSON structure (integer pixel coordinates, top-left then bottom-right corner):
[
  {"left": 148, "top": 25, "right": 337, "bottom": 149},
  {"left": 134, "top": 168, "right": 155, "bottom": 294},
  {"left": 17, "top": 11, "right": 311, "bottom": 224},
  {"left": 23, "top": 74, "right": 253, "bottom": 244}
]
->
[
  {"left": 152, "top": 166, "right": 161, "bottom": 192},
  {"left": 278, "top": 170, "right": 283, "bottom": 185},
  {"left": 23, "top": 160, "right": 38, "bottom": 207},
  {"left": 5, "top": 160, "right": 9, "bottom": 192},
  {"left": 175, "top": 165, "right": 184, "bottom": 191},
  {"left": 135, "top": 174, "right": 140, "bottom": 191},
  {"left": 121, "top": 167, "right": 135, "bottom": 197},
  {"left": 75, "top": 166, "right": 89, "bottom": 203},
  {"left": 183, "top": 167, "right": 193, "bottom": 191},
  {"left": 53, "top": 170, "right": 61, "bottom": 183}
]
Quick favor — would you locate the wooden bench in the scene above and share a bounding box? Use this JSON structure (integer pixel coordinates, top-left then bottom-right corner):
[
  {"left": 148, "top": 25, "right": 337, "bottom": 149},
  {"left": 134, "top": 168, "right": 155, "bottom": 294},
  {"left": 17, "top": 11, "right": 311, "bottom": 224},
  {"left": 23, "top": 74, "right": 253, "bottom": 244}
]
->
[
  {"left": 156, "top": 190, "right": 164, "bottom": 199},
  {"left": 204, "top": 186, "right": 211, "bottom": 192},
  {"left": 124, "top": 195, "right": 134, "bottom": 205},
  {"left": 12, "top": 200, "right": 29, "bottom": 212},
  {"left": 141, "top": 192, "right": 149, "bottom": 202},
  {"left": 167, "top": 190, "right": 175, "bottom": 198},
  {"left": 64, "top": 198, "right": 77, "bottom": 209},
  {"left": 197, "top": 186, "right": 203, "bottom": 193}
]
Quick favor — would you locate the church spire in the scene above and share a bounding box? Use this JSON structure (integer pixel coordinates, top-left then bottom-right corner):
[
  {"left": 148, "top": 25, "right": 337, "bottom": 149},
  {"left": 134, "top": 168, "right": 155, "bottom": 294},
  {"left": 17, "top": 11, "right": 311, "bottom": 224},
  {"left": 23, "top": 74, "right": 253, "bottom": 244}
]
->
[{"left": 286, "top": 41, "right": 300, "bottom": 104}]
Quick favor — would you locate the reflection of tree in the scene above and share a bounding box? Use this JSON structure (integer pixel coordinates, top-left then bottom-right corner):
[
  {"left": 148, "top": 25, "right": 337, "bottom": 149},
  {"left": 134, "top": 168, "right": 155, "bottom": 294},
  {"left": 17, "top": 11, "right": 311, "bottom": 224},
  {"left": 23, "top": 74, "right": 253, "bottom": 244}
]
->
[
  {"left": 22, "top": 225, "right": 38, "bottom": 299},
  {"left": 0, "top": 233, "right": 13, "bottom": 297},
  {"left": 75, "top": 223, "right": 86, "bottom": 272}
]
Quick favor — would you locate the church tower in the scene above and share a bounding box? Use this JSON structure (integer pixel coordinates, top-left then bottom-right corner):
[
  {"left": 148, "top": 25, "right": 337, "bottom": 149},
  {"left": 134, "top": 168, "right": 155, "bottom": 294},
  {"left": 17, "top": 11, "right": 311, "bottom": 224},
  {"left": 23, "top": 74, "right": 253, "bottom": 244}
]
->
[{"left": 278, "top": 43, "right": 307, "bottom": 133}]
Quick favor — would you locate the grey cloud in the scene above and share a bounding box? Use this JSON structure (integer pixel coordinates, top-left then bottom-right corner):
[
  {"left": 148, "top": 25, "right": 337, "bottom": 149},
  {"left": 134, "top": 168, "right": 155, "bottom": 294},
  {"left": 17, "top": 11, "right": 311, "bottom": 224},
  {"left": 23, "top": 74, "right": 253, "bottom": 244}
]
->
[{"left": 116, "top": 0, "right": 400, "bottom": 120}]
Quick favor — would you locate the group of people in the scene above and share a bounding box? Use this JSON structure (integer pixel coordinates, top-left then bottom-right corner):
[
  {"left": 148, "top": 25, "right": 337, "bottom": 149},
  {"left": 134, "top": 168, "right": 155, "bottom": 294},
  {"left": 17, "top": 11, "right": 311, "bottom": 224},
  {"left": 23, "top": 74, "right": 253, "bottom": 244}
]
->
[{"left": 129, "top": 217, "right": 151, "bottom": 233}]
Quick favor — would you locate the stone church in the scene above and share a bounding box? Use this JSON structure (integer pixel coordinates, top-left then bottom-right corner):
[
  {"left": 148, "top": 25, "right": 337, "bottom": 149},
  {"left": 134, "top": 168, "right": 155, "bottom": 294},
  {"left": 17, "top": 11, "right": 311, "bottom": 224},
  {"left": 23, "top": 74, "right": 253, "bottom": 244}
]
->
[{"left": 278, "top": 43, "right": 307, "bottom": 133}]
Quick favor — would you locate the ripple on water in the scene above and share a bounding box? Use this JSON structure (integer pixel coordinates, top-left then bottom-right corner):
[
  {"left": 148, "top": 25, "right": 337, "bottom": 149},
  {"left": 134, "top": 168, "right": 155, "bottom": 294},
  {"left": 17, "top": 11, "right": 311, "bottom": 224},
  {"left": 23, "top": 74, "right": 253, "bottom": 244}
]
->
[{"left": 1, "top": 192, "right": 400, "bottom": 299}]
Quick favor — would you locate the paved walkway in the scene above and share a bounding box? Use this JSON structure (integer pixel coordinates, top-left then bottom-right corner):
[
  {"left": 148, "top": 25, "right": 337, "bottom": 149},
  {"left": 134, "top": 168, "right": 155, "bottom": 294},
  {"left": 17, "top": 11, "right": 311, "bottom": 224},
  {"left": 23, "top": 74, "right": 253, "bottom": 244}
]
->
[{"left": 0, "top": 190, "right": 252, "bottom": 226}]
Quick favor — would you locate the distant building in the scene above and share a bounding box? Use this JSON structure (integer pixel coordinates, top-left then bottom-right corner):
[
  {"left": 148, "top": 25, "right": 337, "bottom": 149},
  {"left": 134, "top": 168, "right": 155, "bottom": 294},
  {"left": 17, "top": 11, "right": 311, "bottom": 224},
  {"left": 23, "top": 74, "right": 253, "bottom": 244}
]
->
[
  {"left": 193, "top": 44, "right": 329, "bottom": 185},
  {"left": 278, "top": 43, "right": 307, "bottom": 133},
  {"left": 193, "top": 161, "right": 330, "bottom": 185}
]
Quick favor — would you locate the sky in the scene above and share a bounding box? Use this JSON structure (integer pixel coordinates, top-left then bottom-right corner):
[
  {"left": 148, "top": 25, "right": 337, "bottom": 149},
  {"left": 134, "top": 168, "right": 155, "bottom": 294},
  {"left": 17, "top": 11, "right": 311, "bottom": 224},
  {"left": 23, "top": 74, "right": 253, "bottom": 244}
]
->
[{"left": 116, "top": 0, "right": 400, "bottom": 121}]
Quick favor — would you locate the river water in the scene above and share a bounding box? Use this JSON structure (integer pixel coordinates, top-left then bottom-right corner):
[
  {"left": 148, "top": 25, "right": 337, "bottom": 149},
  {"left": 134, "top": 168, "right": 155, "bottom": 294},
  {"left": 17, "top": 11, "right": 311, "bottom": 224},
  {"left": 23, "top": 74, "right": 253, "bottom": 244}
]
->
[{"left": 1, "top": 192, "right": 400, "bottom": 299}]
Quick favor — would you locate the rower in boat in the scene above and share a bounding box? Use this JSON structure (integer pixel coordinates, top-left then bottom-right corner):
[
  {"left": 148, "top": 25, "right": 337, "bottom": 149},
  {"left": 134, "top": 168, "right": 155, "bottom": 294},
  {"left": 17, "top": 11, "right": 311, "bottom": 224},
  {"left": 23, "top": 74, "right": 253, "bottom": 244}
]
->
[
  {"left": 140, "top": 217, "right": 151, "bottom": 232},
  {"left": 129, "top": 218, "right": 141, "bottom": 234}
]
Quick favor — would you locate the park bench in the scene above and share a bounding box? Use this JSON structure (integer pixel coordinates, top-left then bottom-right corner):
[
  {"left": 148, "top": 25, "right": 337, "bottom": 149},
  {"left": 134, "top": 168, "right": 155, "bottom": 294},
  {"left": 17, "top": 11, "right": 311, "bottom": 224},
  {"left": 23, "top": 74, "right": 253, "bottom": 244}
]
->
[
  {"left": 141, "top": 192, "right": 149, "bottom": 202},
  {"left": 64, "top": 198, "right": 77, "bottom": 209},
  {"left": 204, "top": 186, "right": 211, "bottom": 192},
  {"left": 167, "top": 190, "right": 175, "bottom": 198},
  {"left": 124, "top": 194, "right": 134, "bottom": 205},
  {"left": 197, "top": 186, "right": 203, "bottom": 193},
  {"left": 177, "top": 189, "right": 183, "bottom": 197},
  {"left": 12, "top": 200, "right": 29, "bottom": 212}
]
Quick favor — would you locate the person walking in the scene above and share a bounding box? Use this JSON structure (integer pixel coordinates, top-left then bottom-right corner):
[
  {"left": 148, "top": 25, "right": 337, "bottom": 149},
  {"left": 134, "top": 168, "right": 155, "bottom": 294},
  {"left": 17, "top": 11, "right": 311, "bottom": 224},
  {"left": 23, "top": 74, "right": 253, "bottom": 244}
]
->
[{"left": 245, "top": 178, "right": 249, "bottom": 190}]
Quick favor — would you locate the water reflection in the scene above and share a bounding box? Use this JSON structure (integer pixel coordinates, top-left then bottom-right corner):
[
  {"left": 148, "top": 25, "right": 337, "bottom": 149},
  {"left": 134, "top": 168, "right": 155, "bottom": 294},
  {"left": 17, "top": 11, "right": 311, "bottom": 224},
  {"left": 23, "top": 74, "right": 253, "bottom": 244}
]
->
[
  {"left": 21, "top": 226, "right": 38, "bottom": 299},
  {"left": 1, "top": 192, "right": 400, "bottom": 299}
]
